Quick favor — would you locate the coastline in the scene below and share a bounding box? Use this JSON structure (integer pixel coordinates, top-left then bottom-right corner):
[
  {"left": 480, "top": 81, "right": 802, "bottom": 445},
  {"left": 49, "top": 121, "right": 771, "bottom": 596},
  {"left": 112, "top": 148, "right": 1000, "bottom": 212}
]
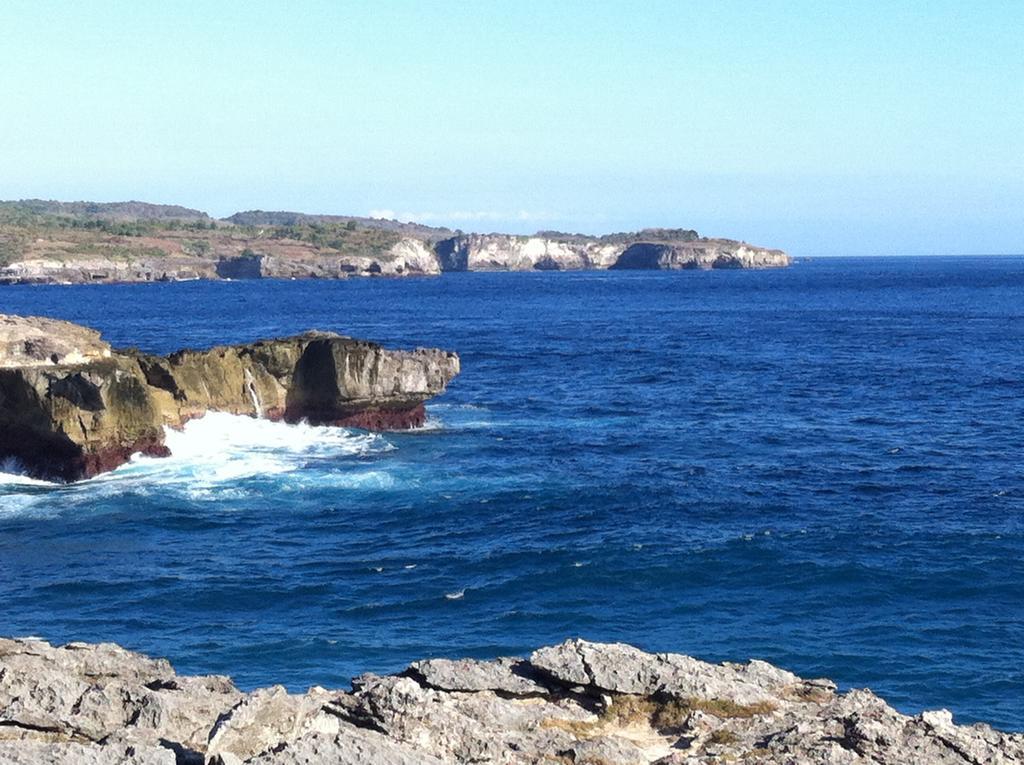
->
[{"left": 0, "top": 200, "right": 790, "bottom": 285}]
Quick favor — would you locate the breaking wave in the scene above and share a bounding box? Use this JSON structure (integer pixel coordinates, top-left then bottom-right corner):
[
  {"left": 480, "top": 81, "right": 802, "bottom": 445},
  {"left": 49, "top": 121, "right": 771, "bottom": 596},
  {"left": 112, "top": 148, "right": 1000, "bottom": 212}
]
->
[{"left": 0, "top": 412, "right": 396, "bottom": 515}]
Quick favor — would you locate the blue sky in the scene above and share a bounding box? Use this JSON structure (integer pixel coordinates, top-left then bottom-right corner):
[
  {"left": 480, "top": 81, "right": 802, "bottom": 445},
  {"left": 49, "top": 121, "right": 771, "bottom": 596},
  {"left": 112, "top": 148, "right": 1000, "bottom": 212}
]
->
[{"left": 0, "top": 1, "right": 1021, "bottom": 255}]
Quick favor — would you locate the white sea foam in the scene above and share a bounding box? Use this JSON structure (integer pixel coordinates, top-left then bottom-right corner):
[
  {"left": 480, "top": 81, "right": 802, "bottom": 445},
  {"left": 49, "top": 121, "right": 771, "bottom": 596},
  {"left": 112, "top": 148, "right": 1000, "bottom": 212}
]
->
[
  {"left": 0, "top": 471, "right": 55, "bottom": 488},
  {"left": 423, "top": 402, "right": 492, "bottom": 430},
  {"left": 152, "top": 412, "right": 381, "bottom": 467},
  {"left": 0, "top": 459, "right": 61, "bottom": 517},
  {"left": 162, "top": 412, "right": 387, "bottom": 461},
  {"left": 0, "top": 412, "right": 397, "bottom": 515}
]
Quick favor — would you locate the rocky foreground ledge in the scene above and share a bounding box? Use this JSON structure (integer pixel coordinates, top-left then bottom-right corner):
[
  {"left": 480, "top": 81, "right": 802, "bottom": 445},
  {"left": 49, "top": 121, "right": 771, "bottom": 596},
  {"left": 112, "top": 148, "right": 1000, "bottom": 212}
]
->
[
  {"left": 0, "top": 638, "right": 1019, "bottom": 765},
  {"left": 0, "top": 315, "right": 459, "bottom": 481}
]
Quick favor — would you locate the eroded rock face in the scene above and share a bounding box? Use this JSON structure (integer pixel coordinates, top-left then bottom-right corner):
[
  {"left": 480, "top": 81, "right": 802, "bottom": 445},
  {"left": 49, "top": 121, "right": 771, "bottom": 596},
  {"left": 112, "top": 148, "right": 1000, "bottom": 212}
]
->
[
  {"left": 435, "top": 234, "right": 624, "bottom": 271},
  {"left": 1, "top": 637, "right": 1020, "bottom": 765},
  {"left": 211, "top": 239, "right": 442, "bottom": 281},
  {"left": 609, "top": 241, "right": 791, "bottom": 270},
  {"left": 0, "top": 315, "right": 113, "bottom": 367},
  {"left": 0, "top": 241, "right": 442, "bottom": 286},
  {"left": 435, "top": 234, "right": 791, "bottom": 272},
  {"left": 0, "top": 316, "right": 459, "bottom": 481},
  {"left": 0, "top": 637, "right": 240, "bottom": 764},
  {"left": 0, "top": 257, "right": 217, "bottom": 285}
]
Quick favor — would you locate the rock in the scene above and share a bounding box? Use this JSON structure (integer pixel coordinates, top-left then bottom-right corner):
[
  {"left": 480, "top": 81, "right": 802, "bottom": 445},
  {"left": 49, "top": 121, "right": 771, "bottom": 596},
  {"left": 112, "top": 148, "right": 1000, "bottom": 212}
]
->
[
  {"left": 212, "top": 239, "right": 441, "bottom": 281},
  {"left": 435, "top": 233, "right": 790, "bottom": 272},
  {"left": 0, "top": 353, "right": 171, "bottom": 481},
  {"left": 0, "top": 315, "right": 112, "bottom": 367},
  {"left": 530, "top": 639, "right": 801, "bottom": 703},
  {"left": 215, "top": 253, "right": 264, "bottom": 279},
  {"left": 0, "top": 316, "right": 460, "bottom": 481},
  {"left": 609, "top": 241, "right": 790, "bottom": 270},
  {"left": 0, "top": 257, "right": 218, "bottom": 285},
  {"left": 0, "top": 637, "right": 240, "bottom": 763},
  {"left": 0, "top": 741, "right": 176, "bottom": 764},
  {"left": 3, "top": 637, "right": 1019, "bottom": 764},
  {"left": 241, "top": 728, "right": 446, "bottom": 765},
  {"left": 407, "top": 656, "right": 549, "bottom": 696},
  {"left": 206, "top": 686, "right": 340, "bottom": 763},
  {"left": 435, "top": 233, "right": 623, "bottom": 271}
]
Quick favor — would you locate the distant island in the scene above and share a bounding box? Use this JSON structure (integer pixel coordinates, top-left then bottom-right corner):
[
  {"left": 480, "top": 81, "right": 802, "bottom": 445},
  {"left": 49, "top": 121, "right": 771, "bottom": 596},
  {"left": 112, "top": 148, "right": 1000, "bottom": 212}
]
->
[{"left": 0, "top": 199, "right": 790, "bottom": 284}]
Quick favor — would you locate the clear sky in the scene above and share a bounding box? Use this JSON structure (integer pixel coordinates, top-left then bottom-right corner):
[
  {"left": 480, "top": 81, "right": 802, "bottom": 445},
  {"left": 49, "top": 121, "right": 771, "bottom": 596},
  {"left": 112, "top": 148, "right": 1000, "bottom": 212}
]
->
[{"left": 1, "top": 1, "right": 1021, "bottom": 255}]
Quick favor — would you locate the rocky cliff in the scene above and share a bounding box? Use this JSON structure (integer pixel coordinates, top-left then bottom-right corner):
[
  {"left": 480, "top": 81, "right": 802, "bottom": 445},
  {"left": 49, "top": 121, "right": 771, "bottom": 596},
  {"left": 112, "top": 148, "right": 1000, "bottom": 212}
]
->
[
  {"left": 0, "top": 315, "right": 459, "bottom": 481},
  {"left": 609, "top": 241, "right": 790, "bottom": 270},
  {"left": 0, "top": 238, "right": 441, "bottom": 285},
  {"left": 435, "top": 234, "right": 625, "bottom": 271},
  {"left": 0, "top": 637, "right": 1018, "bottom": 765},
  {"left": 434, "top": 234, "right": 790, "bottom": 272},
  {"left": 0, "top": 200, "right": 790, "bottom": 284}
]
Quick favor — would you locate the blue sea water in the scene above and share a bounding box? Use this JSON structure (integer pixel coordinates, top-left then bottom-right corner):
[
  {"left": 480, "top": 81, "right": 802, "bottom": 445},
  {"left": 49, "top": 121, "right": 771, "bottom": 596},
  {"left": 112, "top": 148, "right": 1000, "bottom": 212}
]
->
[{"left": 1, "top": 257, "right": 1022, "bottom": 730}]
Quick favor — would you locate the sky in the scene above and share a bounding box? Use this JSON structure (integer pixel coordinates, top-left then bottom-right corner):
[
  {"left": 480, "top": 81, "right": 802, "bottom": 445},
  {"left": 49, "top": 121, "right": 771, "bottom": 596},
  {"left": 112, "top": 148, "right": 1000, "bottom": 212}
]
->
[{"left": 0, "top": 0, "right": 1021, "bottom": 256}]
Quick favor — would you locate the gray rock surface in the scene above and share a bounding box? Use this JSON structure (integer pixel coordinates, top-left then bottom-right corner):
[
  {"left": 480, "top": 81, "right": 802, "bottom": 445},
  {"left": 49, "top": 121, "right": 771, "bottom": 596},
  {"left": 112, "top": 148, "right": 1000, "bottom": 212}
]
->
[
  {"left": 1, "top": 637, "right": 1020, "bottom": 764},
  {"left": 0, "top": 315, "right": 112, "bottom": 368}
]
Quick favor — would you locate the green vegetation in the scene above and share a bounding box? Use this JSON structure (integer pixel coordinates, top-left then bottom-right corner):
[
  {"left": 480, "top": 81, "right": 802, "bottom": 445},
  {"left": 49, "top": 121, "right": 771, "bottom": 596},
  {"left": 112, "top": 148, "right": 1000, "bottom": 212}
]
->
[
  {"left": 0, "top": 201, "right": 403, "bottom": 267},
  {"left": 0, "top": 204, "right": 215, "bottom": 238},
  {"left": 245, "top": 221, "right": 402, "bottom": 258},
  {"left": 181, "top": 239, "right": 211, "bottom": 257},
  {"left": 58, "top": 244, "right": 168, "bottom": 261},
  {"left": 533, "top": 227, "right": 701, "bottom": 245},
  {"left": 0, "top": 233, "right": 26, "bottom": 266}
]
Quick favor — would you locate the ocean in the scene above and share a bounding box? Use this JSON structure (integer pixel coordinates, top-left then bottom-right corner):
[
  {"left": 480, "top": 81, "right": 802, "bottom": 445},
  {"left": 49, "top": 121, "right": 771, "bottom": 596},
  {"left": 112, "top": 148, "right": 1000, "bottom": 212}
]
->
[{"left": 1, "top": 256, "right": 1022, "bottom": 730}]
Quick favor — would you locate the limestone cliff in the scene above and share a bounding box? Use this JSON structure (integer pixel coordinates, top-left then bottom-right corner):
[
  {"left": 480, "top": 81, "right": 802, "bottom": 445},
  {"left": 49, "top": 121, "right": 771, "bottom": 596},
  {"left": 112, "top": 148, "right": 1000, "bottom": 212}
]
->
[
  {"left": 435, "top": 233, "right": 790, "bottom": 272},
  {"left": 609, "top": 241, "right": 791, "bottom": 270},
  {"left": 0, "top": 238, "right": 441, "bottom": 285},
  {"left": 0, "top": 315, "right": 459, "bottom": 481},
  {"left": 0, "top": 637, "right": 1018, "bottom": 764},
  {"left": 435, "top": 233, "right": 624, "bottom": 271}
]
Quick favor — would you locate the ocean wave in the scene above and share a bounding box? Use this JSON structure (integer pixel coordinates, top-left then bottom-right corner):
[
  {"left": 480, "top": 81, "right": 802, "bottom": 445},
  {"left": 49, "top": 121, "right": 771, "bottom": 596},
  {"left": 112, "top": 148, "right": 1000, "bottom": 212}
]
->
[
  {"left": 0, "top": 466, "right": 56, "bottom": 488},
  {"left": 423, "top": 402, "right": 493, "bottom": 430},
  {"left": 0, "top": 413, "right": 397, "bottom": 515},
  {"left": 110, "top": 413, "right": 393, "bottom": 492}
]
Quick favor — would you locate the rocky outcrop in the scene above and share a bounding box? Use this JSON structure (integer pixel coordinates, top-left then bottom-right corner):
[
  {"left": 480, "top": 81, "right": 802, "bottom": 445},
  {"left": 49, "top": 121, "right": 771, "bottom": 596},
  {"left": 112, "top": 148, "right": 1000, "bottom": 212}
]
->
[
  {"left": 434, "top": 234, "right": 790, "bottom": 272},
  {"left": 0, "top": 315, "right": 113, "bottom": 368},
  {"left": 0, "top": 637, "right": 1019, "bottom": 765},
  {"left": 0, "top": 239, "right": 441, "bottom": 286},
  {"left": 609, "top": 241, "right": 791, "bottom": 270},
  {"left": 0, "top": 257, "right": 216, "bottom": 285},
  {"left": 212, "top": 239, "right": 441, "bottom": 280},
  {"left": 0, "top": 315, "right": 459, "bottom": 481},
  {"left": 435, "top": 234, "right": 624, "bottom": 271}
]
